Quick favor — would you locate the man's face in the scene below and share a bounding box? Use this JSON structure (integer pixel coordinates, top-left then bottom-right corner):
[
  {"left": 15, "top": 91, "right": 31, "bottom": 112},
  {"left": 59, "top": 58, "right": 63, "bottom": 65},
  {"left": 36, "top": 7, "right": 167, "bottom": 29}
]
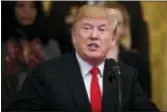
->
[{"left": 72, "top": 17, "right": 116, "bottom": 62}]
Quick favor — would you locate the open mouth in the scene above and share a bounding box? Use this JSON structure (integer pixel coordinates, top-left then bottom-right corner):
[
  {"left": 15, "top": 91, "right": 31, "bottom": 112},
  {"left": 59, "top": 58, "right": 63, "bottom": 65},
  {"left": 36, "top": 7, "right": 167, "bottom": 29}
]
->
[{"left": 88, "top": 43, "right": 99, "bottom": 51}]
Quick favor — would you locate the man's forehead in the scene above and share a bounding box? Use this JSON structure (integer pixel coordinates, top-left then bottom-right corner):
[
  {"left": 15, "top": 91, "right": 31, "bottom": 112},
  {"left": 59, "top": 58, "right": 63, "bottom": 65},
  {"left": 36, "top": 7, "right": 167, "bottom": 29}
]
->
[{"left": 79, "top": 17, "right": 110, "bottom": 26}]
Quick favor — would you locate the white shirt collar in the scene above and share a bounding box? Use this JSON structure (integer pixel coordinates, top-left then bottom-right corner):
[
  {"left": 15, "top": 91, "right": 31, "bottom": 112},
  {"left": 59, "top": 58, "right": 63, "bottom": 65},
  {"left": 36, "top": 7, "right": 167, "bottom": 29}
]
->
[{"left": 75, "top": 52, "right": 105, "bottom": 77}]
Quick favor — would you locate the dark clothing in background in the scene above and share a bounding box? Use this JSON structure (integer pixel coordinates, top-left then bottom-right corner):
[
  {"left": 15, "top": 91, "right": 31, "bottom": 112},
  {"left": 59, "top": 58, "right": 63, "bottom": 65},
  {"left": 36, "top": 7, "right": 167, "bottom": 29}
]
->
[{"left": 6, "top": 53, "right": 159, "bottom": 111}]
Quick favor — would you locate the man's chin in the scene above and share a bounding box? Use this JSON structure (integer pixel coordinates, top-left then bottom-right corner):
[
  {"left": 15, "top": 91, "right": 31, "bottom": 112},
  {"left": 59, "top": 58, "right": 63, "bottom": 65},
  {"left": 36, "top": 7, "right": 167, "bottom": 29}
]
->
[{"left": 85, "top": 52, "right": 104, "bottom": 60}]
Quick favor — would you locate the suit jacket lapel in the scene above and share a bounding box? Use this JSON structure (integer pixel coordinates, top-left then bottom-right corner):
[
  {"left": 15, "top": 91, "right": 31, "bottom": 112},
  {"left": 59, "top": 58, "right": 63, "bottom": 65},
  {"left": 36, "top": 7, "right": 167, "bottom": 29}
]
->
[
  {"left": 64, "top": 53, "right": 91, "bottom": 112},
  {"left": 102, "top": 59, "right": 118, "bottom": 112}
]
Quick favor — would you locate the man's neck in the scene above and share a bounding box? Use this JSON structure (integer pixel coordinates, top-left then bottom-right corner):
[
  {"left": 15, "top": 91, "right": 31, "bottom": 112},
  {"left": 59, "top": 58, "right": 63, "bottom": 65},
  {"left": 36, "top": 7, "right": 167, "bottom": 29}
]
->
[
  {"left": 75, "top": 52, "right": 105, "bottom": 66},
  {"left": 106, "top": 44, "right": 119, "bottom": 61}
]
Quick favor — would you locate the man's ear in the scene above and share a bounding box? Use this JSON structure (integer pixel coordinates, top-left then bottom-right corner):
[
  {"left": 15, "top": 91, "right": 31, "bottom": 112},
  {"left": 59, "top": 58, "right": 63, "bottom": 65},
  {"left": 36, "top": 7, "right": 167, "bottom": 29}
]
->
[
  {"left": 110, "top": 37, "right": 117, "bottom": 48},
  {"left": 110, "top": 27, "right": 118, "bottom": 48},
  {"left": 71, "top": 25, "right": 76, "bottom": 44}
]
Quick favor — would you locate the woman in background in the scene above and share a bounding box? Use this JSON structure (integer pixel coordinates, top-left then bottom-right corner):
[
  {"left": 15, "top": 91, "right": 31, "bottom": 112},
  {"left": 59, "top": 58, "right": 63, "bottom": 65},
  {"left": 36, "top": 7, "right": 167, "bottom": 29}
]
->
[{"left": 2, "top": 1, "right": 61, "bottom": 109}]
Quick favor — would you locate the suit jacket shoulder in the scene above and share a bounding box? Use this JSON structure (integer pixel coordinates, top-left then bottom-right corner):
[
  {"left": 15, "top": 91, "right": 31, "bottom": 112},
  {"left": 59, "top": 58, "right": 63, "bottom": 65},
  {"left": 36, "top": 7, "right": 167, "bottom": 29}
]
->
[
  {"left": 34, "top": 53, "right": 74, "bottom": 77},
  {"left": 118, "top": 61, "right": 159, "bottom": 111}
]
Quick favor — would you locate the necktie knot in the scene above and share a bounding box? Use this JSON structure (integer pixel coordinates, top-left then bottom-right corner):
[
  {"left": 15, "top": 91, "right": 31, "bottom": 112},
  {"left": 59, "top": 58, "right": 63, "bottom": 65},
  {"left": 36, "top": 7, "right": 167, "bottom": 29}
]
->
[{"left": 90, "top": 66, "right": 99, "bottom": 76}]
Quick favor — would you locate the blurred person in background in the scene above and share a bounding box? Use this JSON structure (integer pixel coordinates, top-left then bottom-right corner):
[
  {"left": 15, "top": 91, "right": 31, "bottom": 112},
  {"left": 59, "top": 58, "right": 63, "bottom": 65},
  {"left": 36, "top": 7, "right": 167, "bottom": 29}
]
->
[
  {"left": 105, "top": 2, "right": 152, "bottom": 99},
  {"left": 1, "top": 1, "right": 61, "bottom": 109}
]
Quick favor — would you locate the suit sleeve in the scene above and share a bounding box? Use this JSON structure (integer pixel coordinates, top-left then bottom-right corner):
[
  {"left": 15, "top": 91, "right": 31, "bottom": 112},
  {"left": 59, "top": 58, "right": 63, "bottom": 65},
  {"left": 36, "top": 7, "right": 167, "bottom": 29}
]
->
[
  {"left": 5, "top": 67, "right": 45, "bottom": 111},
  {"left": 130, "top": 70, "right": 160, "bottom": 111}
]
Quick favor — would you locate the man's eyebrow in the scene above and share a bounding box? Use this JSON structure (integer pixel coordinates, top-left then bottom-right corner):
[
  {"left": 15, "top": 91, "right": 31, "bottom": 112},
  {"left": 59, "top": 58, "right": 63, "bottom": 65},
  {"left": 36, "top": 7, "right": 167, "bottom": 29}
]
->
[
  {"left": 98, "top": 24, "right": 107, "bottom": 28},
  {"left": 82, "top": 23, "right": 92, "bottom": 26},
  {"left": 81, "top": 22, "right": 108, "bottom": 28}
]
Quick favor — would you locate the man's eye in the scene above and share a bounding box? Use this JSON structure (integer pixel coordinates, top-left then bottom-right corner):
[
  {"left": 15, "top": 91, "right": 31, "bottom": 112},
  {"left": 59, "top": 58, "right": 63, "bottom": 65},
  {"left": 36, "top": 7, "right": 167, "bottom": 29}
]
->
[
  {"left": 98, "top": 25, "right": 107, "bottom": 32},
  {"left": 83, "top": 26, "right": 91, "bottom": 30},
  {"left": 99, "top": 27, "right": 106, "bottom": 32},
  {"left": 99, "top": 28, "right": 105, "bottom": 31}
]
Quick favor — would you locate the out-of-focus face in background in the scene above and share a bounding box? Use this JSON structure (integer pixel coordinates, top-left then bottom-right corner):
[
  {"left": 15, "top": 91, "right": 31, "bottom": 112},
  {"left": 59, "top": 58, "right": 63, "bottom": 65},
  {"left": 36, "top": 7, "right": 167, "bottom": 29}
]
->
[
  {"left": 15, "top": 1, "right": 37, "bottom": 26},
  {"left": 72, "top": 5, "right": 116, "bottom": 65}
]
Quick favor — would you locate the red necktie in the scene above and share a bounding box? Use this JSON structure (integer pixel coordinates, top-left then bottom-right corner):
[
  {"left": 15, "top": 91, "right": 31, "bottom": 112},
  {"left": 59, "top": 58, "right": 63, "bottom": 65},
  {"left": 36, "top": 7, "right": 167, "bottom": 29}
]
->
[{"left": 90, "top": 67, "right": 102, "bottom": 112}]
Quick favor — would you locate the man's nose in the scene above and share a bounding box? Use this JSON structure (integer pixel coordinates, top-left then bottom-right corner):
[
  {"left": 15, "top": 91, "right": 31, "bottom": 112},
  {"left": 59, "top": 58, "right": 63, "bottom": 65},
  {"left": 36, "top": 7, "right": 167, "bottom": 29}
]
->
[{"left": 90, "top": 29, "right": 98, "bottom": 40}]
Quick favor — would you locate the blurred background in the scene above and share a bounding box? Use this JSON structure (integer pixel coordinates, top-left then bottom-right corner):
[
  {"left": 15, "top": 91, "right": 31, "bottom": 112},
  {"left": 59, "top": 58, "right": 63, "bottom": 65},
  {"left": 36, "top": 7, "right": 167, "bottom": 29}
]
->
[{"left": 1, "top": 1, "right": 167, "bottom": 111}]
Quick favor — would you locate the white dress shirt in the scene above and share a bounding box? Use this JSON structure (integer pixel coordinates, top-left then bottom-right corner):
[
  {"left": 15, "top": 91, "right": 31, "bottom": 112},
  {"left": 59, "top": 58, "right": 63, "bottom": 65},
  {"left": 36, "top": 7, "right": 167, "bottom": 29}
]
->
[{"left": 76, "top": 53, "right": 105, "bottom": 101}]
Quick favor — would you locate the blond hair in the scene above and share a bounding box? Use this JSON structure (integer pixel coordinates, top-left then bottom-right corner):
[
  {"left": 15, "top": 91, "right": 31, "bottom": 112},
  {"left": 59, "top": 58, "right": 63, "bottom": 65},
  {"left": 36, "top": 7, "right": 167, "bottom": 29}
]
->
[
  {"left": 65, "top": 4, "right": 110, "bottom": 25},
  {"left": 104, "top": 2, "right": 130, "bottom": 26}
]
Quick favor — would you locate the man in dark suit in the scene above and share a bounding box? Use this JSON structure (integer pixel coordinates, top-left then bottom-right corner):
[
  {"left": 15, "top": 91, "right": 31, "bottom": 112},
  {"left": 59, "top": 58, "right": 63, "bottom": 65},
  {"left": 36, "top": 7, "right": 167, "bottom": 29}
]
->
[{"left": 6, "top": 4, "right": 159, "bottom": 111}]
